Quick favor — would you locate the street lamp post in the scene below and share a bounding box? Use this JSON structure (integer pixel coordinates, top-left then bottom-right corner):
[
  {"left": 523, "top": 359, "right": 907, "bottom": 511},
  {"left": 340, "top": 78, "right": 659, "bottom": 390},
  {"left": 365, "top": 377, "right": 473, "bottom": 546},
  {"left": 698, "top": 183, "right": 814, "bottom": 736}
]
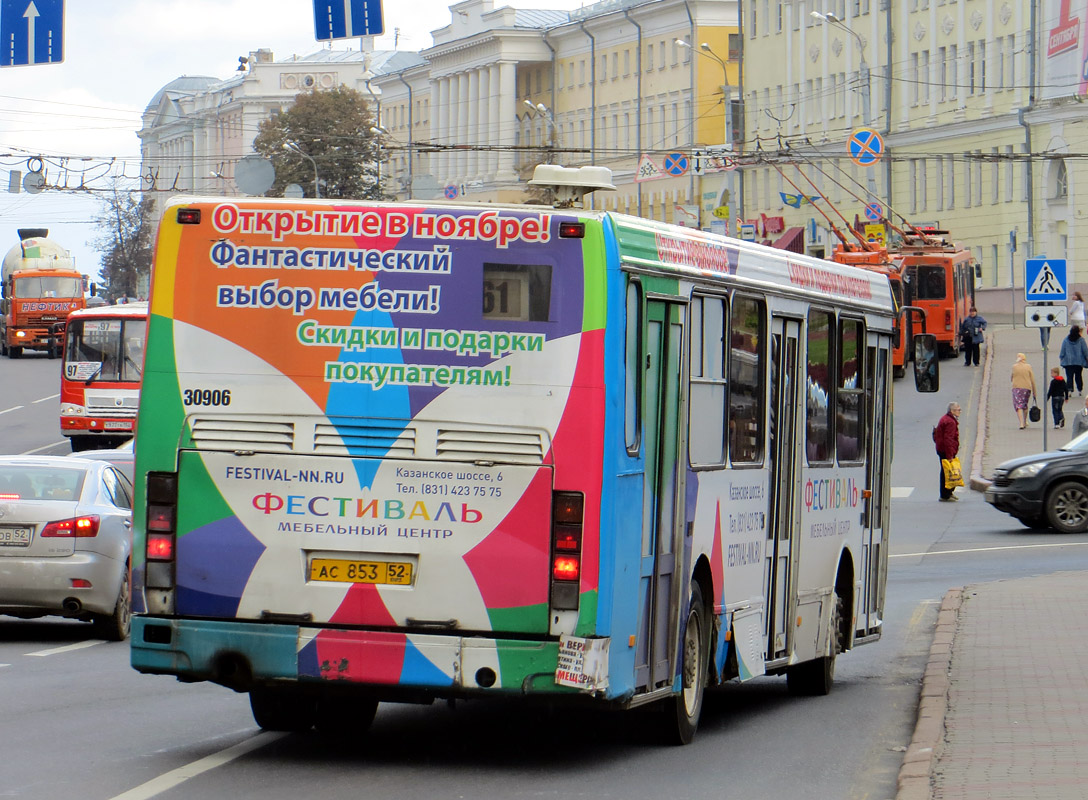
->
[
  {"left": 369, "top": 125, "right": 387, "bottom": 197},
  {"left": 811, "top": 11, "right": 877, "bottom": 201},
  {"left": 677, "top": 39, "right": 736, "bottom": 233},
  {"left": 283, "top": 141, "right": 321, "bottom": 198},
  {"left": 523, "top": 100, "right": 559, "bottom": 164}
]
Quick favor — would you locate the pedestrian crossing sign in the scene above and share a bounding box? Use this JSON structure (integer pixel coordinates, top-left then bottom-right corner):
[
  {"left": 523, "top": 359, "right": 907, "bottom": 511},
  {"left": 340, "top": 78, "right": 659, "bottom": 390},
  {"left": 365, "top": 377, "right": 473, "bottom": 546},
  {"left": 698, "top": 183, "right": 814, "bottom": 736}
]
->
[{"left": 1025, "top": 258, "right": 1068, "bottom": 302}]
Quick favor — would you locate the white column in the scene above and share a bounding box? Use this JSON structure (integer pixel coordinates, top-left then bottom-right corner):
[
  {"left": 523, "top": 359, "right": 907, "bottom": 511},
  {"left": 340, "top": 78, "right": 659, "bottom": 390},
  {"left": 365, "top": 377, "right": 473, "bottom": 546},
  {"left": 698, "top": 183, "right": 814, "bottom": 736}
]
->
[
  {"left": 487, "top": 64, "right": 500, "bottom": 180},
  {"left": 451, "top": 72, "right": 464, "bottom": 182},
  {"left": 478, "top": 67, "right": 491, "bottom": 180},
  {"left": 436, "top": 77, "right": 450, "bottom": 185},
  {"left": 467, "top": 70, "right": 479, "bottom": 180},
  {"left": 495, "top": 61, "right": 517, "bottom": 181}
]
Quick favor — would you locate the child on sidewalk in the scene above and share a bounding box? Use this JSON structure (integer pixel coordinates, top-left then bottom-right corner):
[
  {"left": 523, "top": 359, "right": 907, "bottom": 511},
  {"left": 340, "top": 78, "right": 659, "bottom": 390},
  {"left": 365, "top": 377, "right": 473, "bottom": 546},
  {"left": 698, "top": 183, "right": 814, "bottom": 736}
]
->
[{"left": 1047, "top": 366, "right": 1070, "bottom": 429}]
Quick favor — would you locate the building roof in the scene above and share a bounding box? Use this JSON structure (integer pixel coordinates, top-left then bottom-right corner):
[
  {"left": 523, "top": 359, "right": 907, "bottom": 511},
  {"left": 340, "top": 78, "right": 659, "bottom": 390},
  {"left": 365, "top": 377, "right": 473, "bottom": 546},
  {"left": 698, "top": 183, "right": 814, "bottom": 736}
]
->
[
  {"left": 513, "top": 9, "right": 571, "bottom": 27},
  {"left": 144, "top": 76, "right": 219, "bottom": 113}
]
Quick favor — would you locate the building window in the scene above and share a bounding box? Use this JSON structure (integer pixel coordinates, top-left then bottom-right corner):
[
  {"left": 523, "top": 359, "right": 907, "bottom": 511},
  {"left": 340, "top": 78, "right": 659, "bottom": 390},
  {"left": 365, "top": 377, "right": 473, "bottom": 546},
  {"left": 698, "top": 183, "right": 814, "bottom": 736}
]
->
[
  {"left": 1005, "top": 145, "right": 1014, "bottom": 202},
  {"left": 967, "top": 42, "right": 975, "bottom": 94},
  {"left": 1052, "top": 158, "right": 1069, "bottom": 200},
  {"left": 938, "top": 47, "right": 947, "bottom": 102},
  {"left": 992, "top": 147, "right": 1000, "bottom": 204},
  {"left": 647, "top": 43, "right": 654, "bottom": 71}
]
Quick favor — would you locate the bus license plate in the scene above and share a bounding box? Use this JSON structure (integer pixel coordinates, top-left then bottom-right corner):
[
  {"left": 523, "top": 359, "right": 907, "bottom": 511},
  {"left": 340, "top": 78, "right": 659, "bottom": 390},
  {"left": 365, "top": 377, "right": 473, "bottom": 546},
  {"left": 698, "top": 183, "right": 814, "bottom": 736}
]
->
[
  {"left": 0, "top": 527, "right": 32, "bottom": 546},
  {"left": 104, "top": 421, "right": 132, "bottom": 430},
  {"left": 309, "top": 558, "right": 413, "bottom": 585}
]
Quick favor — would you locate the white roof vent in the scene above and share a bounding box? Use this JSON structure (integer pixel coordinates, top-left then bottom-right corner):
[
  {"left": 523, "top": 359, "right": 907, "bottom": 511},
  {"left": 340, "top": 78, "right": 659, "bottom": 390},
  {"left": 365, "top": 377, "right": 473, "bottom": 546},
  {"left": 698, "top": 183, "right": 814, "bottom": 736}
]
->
[{"left": 528, "top": 165, "right": 616, "bottom": 208}]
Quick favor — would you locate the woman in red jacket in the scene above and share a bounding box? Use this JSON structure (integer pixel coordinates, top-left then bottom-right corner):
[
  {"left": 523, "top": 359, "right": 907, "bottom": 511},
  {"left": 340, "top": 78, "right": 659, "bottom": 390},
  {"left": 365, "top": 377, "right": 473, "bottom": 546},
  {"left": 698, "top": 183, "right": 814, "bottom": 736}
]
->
[{"left": 934, "top": 402, "right": 961, "bottom": 501}]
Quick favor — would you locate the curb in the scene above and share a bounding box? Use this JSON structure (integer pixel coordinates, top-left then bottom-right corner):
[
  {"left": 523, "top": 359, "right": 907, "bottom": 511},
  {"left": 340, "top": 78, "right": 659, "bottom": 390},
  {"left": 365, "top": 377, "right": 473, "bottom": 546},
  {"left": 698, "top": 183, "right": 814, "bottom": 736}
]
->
[
  {"left": 895, "top": 587, "right": 962, "bottom": 800},
  {"left": 969, "top": 331, "right": 994, "bottom": 492}
]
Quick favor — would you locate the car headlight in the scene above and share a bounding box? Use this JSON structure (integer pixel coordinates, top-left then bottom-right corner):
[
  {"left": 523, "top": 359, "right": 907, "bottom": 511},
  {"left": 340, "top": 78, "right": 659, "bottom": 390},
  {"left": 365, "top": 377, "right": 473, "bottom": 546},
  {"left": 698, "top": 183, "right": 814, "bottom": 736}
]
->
[
  {"left": 60, "top": 404, "right": 85, "bottom": 416},
  {"left": 1009, "top": 462, "right": 1047, "bottom": 479}
]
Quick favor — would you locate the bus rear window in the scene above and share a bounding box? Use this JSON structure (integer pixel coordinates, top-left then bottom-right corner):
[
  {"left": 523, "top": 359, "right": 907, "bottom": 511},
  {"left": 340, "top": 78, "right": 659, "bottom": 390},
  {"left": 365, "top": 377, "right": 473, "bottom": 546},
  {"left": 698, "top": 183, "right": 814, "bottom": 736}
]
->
[
  {"left": 483, "top": 263, "right": 552, "bottom": 321},
  {"left": 914, "top": 265, "right": 946, "bottom": 299}
]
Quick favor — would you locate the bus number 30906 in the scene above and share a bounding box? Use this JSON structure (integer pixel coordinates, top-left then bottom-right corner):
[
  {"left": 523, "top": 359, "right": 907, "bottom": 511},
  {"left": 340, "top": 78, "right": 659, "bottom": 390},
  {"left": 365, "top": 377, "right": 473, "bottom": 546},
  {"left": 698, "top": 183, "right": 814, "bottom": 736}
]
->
[{"left": 183, "top": 388, "right": 232, "bottom": 406}]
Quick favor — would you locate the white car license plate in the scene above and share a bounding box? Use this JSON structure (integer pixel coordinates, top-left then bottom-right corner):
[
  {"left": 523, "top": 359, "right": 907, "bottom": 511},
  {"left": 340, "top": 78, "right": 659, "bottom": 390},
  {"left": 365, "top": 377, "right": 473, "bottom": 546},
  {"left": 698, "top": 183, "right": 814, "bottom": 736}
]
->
[
  {"left": 104, "top": 420, "right": 132, "bottom": 430},
  {"left": 0, "top": 526, "right": 32, "bottom": 546}
]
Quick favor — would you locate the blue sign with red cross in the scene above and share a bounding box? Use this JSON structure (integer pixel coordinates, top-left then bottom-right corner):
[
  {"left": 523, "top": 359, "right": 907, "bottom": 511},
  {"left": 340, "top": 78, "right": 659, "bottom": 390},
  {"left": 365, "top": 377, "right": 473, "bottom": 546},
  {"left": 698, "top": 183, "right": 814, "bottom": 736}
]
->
[
  {"left": 848, "top": 128, "right": 884, "bottom": 167},
  {"left": 663, "top": 153, "right": 689, "bottom": 176}
]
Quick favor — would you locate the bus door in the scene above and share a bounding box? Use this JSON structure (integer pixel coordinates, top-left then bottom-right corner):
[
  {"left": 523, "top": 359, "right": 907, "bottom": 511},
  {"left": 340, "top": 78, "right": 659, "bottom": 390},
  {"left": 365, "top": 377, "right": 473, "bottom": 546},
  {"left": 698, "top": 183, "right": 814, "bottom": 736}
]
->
[
  {"left": 859, "top": 336, "right": 891, "bottom": 634},
  {"left": 765, "top": 317, "right": 802, "bottom": 660},
  {"left": 634, "top": 297, "right": 685, "bottom": 691}
]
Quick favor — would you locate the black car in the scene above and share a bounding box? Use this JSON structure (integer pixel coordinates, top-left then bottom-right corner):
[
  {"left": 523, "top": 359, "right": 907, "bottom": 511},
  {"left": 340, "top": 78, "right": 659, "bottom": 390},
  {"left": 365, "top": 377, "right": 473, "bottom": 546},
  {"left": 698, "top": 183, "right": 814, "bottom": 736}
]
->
[{"left": 985, "top": 434, "right": 1088, "bottom": 532}]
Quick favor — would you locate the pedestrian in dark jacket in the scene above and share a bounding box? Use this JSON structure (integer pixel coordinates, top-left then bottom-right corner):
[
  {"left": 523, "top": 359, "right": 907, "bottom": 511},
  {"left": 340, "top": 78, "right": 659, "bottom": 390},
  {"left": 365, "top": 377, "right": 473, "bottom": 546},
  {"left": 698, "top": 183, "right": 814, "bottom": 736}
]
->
[
  {"left": 934, "top": 403, "right": 961, "bottom": 501},
  {"left": 1047, "top": 367, "right": 1069, "bottom": 429},
  {"left": 959, "top": 307, "right": 987, "bottom": 366},
  {"left": 1060, "top": 325, "right": 1088, "bottom": 395}
]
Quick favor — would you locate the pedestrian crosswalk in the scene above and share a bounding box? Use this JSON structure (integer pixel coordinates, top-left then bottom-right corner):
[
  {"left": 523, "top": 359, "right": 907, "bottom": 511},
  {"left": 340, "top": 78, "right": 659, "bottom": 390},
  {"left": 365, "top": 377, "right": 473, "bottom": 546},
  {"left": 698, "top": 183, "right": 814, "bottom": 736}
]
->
[{"left": 891, "top": 487, "right": 914, "bottom": 498}]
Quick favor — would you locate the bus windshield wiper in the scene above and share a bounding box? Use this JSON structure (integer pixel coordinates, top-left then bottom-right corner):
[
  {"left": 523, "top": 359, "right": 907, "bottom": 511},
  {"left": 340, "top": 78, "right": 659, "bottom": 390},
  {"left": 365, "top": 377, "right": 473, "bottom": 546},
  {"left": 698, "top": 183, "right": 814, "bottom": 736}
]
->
[{"left": 84, "top": 364, "right": 103, "bottom": 385}]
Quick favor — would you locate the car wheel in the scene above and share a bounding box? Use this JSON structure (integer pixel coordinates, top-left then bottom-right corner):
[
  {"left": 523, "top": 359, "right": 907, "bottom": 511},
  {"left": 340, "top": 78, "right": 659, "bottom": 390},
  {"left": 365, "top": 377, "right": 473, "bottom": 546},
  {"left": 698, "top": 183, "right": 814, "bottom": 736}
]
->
[
  {"left": 94, "top": 564, "right": 131, "bottom": 641},
  {"left": 1046, "top": 481, "right": 1088, "bottom": 534}
]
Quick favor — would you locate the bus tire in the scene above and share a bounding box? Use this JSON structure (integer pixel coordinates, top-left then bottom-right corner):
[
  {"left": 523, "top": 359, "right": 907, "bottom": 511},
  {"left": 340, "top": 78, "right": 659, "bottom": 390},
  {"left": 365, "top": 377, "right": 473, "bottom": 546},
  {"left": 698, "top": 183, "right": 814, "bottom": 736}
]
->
[
  {"left": 666, "top": 582, "right": 709, "bottom": 745},
  {"left": 787, "top": 591, "right": 843, "bottom": 697},
  {"left": 314, "top": 693, "right": 378, "bottom": 738},
  {"left": 250, "top": 687, "right": 316, "bottom": 732}
]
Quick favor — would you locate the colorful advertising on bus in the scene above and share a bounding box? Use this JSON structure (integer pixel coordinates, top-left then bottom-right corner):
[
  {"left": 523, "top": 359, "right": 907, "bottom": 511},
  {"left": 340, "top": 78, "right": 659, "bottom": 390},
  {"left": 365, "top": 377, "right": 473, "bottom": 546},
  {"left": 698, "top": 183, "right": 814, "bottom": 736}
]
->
[{"left": 131, "top": 186, "right": 926, "bottom": 743}]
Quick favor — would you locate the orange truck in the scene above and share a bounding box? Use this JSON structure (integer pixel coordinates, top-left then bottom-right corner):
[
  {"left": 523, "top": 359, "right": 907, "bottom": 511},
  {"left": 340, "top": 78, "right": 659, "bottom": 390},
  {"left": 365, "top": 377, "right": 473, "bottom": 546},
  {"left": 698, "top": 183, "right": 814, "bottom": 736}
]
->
[{"left": 0, "top": 228, "right": 86, "bottom": 358}]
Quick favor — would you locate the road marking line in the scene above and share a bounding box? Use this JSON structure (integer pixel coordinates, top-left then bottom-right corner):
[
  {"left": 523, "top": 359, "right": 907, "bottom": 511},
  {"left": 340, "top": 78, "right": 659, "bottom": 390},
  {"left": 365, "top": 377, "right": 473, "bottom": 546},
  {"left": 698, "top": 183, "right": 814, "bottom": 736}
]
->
[
  {"left": 892, "top": 540, "right": 1088, "bottom": 559},
  {"left": 21, "top": 440, "right": 70, "bottom": 455},
  {"left": 26, "top": 640, "right": 105, "bottom": 657},
  {"left": 0, "top": 663, "right": 10, "bottom": 668},
  {"left": 33, "top": 393, "right": 59, "bottom": 403},
  {"left": 108, "top": 731, "right": 286, "bottom": 800},
  {"left": 891, "top": 487, "right": 914, "bottom": 498},
  {"left": 0, "top": 405, "right": 25, "bottom": 416}
]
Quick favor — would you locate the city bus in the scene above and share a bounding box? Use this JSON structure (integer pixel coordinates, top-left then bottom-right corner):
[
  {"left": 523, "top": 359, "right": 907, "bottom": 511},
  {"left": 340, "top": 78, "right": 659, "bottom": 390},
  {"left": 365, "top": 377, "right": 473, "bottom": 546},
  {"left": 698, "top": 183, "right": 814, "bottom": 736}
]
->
[
  {"left": 60, "top": 302, "right": 147, "bottom": 451},
  {"left": 129, "top": 169, "right": 934, "bottom": 743},
  {"left": 893, "top": 229, "right": 977, "bottom": 358}
]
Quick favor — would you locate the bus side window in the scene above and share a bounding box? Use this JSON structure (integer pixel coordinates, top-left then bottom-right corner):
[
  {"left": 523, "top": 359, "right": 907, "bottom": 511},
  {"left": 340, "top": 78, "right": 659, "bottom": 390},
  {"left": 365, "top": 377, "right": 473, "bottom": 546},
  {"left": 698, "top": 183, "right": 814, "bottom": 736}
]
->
[
  {"left": 689, "top": 294, "right": 727, "bottom": 467},
  {"left": 729, "top": 295, "right": 765, "bottom": 464},
  {"left": 805, "top": 309, "right": 835, "bottom": 464}
]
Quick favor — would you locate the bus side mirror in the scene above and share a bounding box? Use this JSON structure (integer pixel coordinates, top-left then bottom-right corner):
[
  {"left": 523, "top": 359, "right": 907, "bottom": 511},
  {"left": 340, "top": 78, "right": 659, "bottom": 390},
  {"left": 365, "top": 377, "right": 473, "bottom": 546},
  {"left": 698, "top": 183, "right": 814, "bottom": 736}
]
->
[
  {"left": 913, "top": 333, "right": 939, "bottom": 393},
  {"left": 974, "top": 264, "right": 982, "bottom": 278}
]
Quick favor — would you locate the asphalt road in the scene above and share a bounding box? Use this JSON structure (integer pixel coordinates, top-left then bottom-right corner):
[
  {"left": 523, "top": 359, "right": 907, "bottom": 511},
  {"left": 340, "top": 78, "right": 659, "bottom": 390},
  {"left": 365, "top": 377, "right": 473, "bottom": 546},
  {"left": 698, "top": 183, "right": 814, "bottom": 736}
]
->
[{"left": 3, "top": 354, "right": 1086, "bottom": 800}]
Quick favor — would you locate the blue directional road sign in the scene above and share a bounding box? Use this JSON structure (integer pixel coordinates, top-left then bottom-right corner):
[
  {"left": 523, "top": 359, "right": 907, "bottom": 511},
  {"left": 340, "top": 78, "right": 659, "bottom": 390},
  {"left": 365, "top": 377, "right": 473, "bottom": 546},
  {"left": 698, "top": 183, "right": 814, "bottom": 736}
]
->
[
  {"left": 1025, "top": 257, "right": 1068, "bottom": 302},
  {"left": 314, "top": 0, "right": 384, "bottom": 41},
  {"left": 0, "top": 0, "right": 63, "bottom": 67}
]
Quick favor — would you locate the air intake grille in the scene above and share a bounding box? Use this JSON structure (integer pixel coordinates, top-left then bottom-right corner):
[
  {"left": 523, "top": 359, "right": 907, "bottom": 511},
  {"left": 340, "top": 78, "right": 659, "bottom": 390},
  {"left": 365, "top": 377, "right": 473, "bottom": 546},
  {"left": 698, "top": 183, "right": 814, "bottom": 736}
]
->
[
  {"left": 314, "top": 422, "right": 415, "bottom": 457},
  {"left": 436, "top": 428, "right": 546, "bottom": 464},
  {"left": 189, "top": 418, "right": 295, "bottom": 452}
]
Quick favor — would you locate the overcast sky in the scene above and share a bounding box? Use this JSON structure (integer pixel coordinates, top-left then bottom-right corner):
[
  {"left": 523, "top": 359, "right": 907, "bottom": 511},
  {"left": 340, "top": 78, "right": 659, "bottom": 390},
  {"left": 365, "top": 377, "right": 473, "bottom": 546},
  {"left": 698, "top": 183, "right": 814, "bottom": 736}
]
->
[{"left": 0, "top": 0, "right": 584, "bottom": 281}]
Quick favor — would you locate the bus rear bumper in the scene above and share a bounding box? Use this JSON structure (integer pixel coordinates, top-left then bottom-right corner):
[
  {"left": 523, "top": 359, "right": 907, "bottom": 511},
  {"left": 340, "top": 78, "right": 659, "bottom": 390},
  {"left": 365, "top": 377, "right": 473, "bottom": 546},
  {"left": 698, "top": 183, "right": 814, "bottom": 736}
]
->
[{"left": 131, "top": 617, "right": 581, "bottom": 697}]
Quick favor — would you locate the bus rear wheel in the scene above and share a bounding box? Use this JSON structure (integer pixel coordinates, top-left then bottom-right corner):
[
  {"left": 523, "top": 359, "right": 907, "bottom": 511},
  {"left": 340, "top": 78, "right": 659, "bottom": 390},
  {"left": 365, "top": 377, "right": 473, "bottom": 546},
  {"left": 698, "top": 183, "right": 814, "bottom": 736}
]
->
[
  {"left": 666, "top": 582, "right": 709, "bottom": 745},
  {"left": 249, "top": 687, "right": 316, "bottom": 732},
  {"left": 787, "top": 590, "right": 843, "bottom": 696},
  {"left": 314, "top": 693, "right": 378, "bottom": 737}
]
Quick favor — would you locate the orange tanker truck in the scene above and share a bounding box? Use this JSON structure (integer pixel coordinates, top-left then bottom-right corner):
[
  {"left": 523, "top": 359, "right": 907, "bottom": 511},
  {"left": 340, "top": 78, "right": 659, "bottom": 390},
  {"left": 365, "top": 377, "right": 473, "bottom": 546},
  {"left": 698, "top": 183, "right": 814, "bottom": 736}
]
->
[{"left": 0, "top": 228, "right": 86, "bottom": 358}]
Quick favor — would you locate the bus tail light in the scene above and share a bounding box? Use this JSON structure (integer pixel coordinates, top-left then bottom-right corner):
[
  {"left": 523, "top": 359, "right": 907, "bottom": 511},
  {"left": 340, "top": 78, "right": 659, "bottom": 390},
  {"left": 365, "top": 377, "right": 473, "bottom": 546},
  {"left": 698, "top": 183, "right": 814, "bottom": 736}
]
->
[
  {"left": 945, "top": 309, "right": 952, "bottom": 331},
  {"left": 550, "top": 492, "right": 584, "bottom": 610},
  {"left": 145, "top": 472, "right": 178, "bottom": 589}
]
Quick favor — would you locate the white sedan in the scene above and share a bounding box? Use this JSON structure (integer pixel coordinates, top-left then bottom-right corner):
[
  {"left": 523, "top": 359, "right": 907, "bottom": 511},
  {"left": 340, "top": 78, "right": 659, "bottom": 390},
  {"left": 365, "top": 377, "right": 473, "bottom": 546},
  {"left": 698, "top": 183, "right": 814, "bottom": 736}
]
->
[{"left": 0, "top": 456, "right": 133, "bottom": 640}]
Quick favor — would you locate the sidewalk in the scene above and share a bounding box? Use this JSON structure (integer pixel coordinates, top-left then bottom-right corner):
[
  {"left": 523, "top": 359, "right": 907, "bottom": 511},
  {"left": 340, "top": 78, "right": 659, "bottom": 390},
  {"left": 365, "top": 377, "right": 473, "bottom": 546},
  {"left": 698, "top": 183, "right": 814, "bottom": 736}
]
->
[{"left": 897, "top": 320, "right": 1088, "bottom": 799}]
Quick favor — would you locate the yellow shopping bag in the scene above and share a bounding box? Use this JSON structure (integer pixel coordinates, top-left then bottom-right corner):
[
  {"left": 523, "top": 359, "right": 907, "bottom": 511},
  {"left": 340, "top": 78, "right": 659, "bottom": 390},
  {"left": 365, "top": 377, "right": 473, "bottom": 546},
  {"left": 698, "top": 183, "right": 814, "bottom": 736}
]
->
[{"left": 942, "top": 457, "right": 964, "bottom": 489}]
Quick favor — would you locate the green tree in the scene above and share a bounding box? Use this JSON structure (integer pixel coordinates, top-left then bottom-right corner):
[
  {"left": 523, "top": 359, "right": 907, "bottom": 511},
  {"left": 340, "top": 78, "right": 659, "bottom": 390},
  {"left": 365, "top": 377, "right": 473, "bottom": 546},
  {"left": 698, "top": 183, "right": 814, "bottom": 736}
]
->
[
  {"left": 90, "top": 183, "right": 155, "bottom": 301},
  {"left": 252, "top": 86, "right": 386, "bottom": 199}
]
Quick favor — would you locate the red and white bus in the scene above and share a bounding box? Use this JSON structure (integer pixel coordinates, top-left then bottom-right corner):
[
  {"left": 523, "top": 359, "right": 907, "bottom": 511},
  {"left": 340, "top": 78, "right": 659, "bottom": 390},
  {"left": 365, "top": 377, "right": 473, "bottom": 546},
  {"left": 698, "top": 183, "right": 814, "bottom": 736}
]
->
[{"left": 60, "top": 302, "right": 147, "bottom": 451}]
